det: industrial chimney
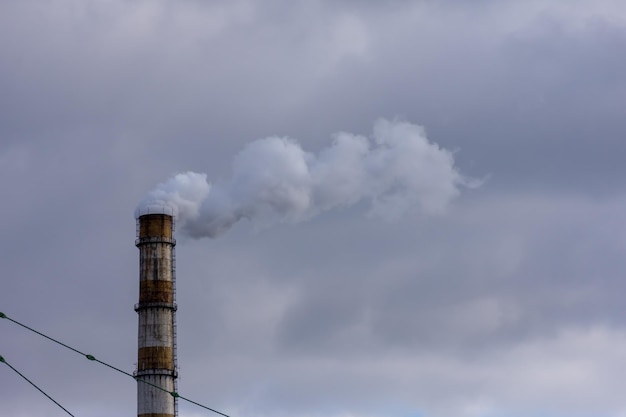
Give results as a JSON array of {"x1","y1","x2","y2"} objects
[{"x1": 135, "y1": 212, "x2": 178, "y2": 417}]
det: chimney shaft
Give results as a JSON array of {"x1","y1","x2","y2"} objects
[{"x1": 135, "y1": 213, "x2": 178, "y2": 417}]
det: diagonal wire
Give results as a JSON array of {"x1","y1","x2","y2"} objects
[
  {"x1": 0, "y1": 354, "x2": 75, "y2": 417},
  {"x1": 1, "y1": 311, "x2": 230, "y2": 417}
]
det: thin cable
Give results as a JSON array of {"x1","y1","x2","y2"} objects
[
  {"x1": 1, "y1": 312, "x2": 230, "y2": 417},
  {"x1": 0, "y1": 355, "x2": 75, "y2": 417},
  {"x1": 1, "y1": 312, "x2": 85, "y2": 356}
]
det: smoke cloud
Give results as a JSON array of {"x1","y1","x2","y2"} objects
[{"x1": 136, "y1": 119, "x2": 475, "y2": 238}]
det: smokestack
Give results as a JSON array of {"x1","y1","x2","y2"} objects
[{"x1": 135, "y1": 212, "x2": 178, "y2": 417}]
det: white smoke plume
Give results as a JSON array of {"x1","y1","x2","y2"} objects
[{"x1": 136, "y1": 119, "x2": 476, "y2": 238}]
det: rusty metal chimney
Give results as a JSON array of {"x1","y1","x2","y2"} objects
[{"x1": 135, "y1": 212, "x2": 178, "y2": 417}]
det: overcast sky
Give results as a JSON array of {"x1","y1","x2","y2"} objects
[{"x1": 2, "y1": 1, "x2": 626, "y2": 417}]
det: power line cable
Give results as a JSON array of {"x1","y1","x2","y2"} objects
[
  {"x1": 1, "y1": 311, "x2": 230, "y2": 417},
  {"x1": 0, "y1": 354, "x2": 75, "y2": 417}
]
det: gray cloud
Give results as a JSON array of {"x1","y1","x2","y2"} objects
[{"x1": 2, "y1": 1, "x2": 626, "y2": 417}]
